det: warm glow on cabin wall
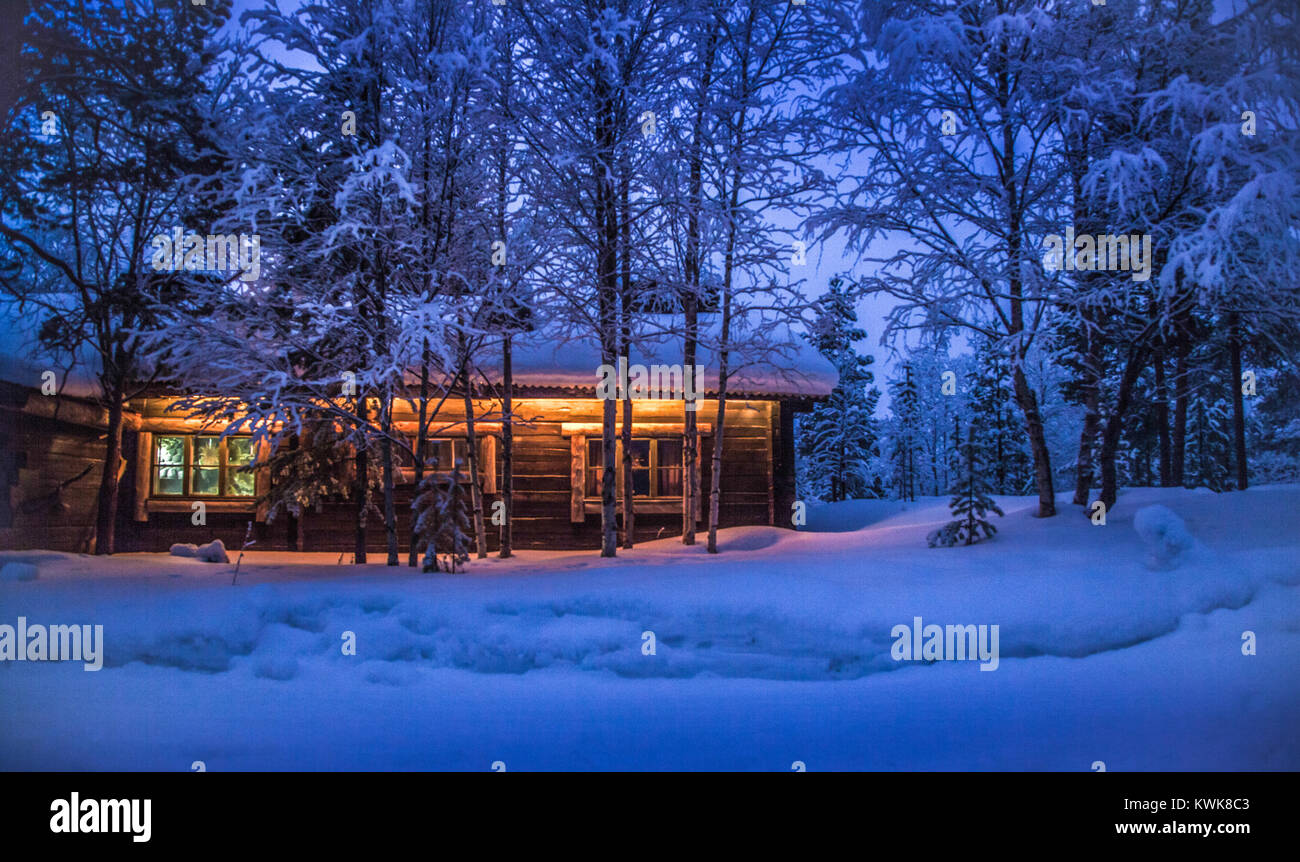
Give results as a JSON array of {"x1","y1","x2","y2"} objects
[{"x1": 133, "y1": 395, "x2": 771, "y2": 434}]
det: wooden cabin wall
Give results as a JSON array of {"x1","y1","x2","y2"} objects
[
  {"x1": 0, "y1": 391, "x2": 105, "y2": 553},
  {"x1": 103, "y1": 395, "x2": 792, "y2": 555},
  {"x1": 773, "y1": 401, "x2": 798, "y2": 529}
]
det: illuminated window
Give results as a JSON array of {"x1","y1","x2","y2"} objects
[
  {"x1": 586, "y1": 438, "x2": 683, "y2": 498},
  {"x1": 152, "y1": 435, "x2": 257, "y2": 497}
]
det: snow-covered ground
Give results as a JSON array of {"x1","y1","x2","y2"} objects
[{"x1": 1, "y1": 485, "x2": 1297, "y2": 771}]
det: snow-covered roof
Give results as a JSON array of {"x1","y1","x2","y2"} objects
[
  {"x1": 0, "y1": 298, "x2": 101, "y2": 400},
  {"x1": 499, "y1": 335, "x2": 836, "y2": 399},
  {"x1": 0, "y1": 300, "x2": 837, "y2": 401}
]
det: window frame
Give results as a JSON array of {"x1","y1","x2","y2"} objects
[
  {"x1": 585, "y1": 436, "x2": 683, "y2": 500},
  {"x1": 150, "y1": 434, "x2": 258, "y2": 499},
  {"x1": 397, "y1": 436, "x2": 474, "y2": 485}
]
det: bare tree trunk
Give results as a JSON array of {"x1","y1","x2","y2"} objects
[
  {"x1": 707, "y1": 249, "x2": 735, "y2": 553},
  {"x1": 409, "y1": 344, "x2": 430, "y2": 567},
  {"x1": 364, "y1": 24, "x2": 394, "y2": 565},
  {"x1": 930, "y1": 424, "x2": 939, "y2": 495},
  {"x1": 1066, "y1": 134, "x2": 1099, "y2": 507},
  {"x1": 706, "y1": 364, "x2": 729, "y2": 553},
  {"x1": 1072, "y1": 327, "x2": 1104, "y2": 506},
  {"x1": 1229, "y1": 331, "x2": 1248, "y2": 490},
  {"x1": 93, "y1": 389, "x2": 124, "y2": 555},
  {"x1": 1000, "y1": 57, "x2": 1054, "y2": 517},
  {"x1": 600, "y1": 394, "x2": 618, "y2": 557},
  {"x1": 621, "y1": 393, "x2": 634, "y2": 549},
  {"x1": 594, "y1": 56, "x2": 619, "y2": 559},
  {"x1": 681, "y1": 28, "x2": 716, "y2": 546},
  {"x1": 1172, "y1": 345, "x2": 1188, "y2": 487},
  {"x1": 1154, "y1": 349, "x2": 1172, "y2": 487},
  {"x1": 286, "y1": 433, "x2": 303, "y2": 552},
  {"x1": 381, "y1": 396, "x2": 398, "y2": 565},
  {"x1": 683, "y1": 307, "x2": 698, "y2": 544},
  {"x1": 460, "y1": 362, "x2": 488, "y2": 558},
  {"x1": 493, "y1": 17, "x2": 516, "y2": 560},
  {"x1": 499, "y1": 334, "x2": 513, "y2": 558},
  {"x1": 1012, "y1": 363, "x2": 1056, "y2": 516},
  {"x1": 410, "y1": 8, "x2": 436, "y2": 566},
  {"x1": 619, "y1": 166, "x2": 635, "y2": 550},
  {"x1": 1098, "y1": 347, "x2": 1148, "y2": 511},
  {"x1": 354, "y1": 395, "x2": 368, "y2": 564}
]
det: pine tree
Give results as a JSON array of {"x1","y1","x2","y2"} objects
[
  {"x1": 1248, "y1": 365, "x2": 1300, "y2": 483},
  {"x1": 888, "y1": 365, "x2": 921, "y2": 501},
  {"x1": 798, "y1": 277, "x2": 881, "y2": 501},
  {"x1": 966, "y1": 340, "x2": 1031, "y2": 494},
  {"x1": 412, "y1": 467, "x2": 471, "y2": 574},
  {"x1": 928, "y1": 423, "x2": 1003, "y2": 548},
  {"x1": 1184, "y1": 375, "x2": 1232, "y2": 491},
  {"x1": 906, "y1": 341, "x2": 965, "y2": 495},
  {"x1": 262, "y1": 422, "x2": 362, "y2": 522}
]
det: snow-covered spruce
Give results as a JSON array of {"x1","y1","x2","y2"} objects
[
  {"x1": 797, "y1": 276, "x2": 883, "y2": 502},
  {"x1": 412, "y1": 467, "x2": 472, "y2": 574},
  {"x1": 927, "y1": 424, "x2": 1003, "y2": 548}
]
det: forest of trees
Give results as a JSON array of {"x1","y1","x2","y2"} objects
[
  {"x1": 796, "y1": 0, "x2": 1300, "y2": 528},
  {"x1": 1, "y1": 0, "x2": 1297, "y2": 560}
]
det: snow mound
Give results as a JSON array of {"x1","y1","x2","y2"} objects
[
  {"x1": 169, "y1": 540, "x2": 230, "y2": 564},
  {"x1": 1133, "y1": 505, "x2": 1198, "y2": 570},
  {"x1": 713, "y1": 527, "x2": 782, "y2": 552},
  {"x1": 253, "y1": 657, "x2": 299, "y2": 681},
  {"x1": 0, "y1": 561, "x2": 39, "y2": 582},
  {"x1": 803, "y1": 498, "x2": 910, "y2": 532}
]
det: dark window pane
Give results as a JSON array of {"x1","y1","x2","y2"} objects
[
  {"x1": 657, "y1": 439, "x2": 683, "y2": 465},
  {"x1": 630, "y1": 439, "x2": 651, "y2": 467},
  {"x1": 657, "y1": 439, "x2": 683, "y2": 496},
  {"x1": 586, "y1": 440, "x2": 605, "y2": 497},
  {"x1": 632, "y1": 469, "x2": 650, "y2": 496},
  {"x1": 658, "y1": 468, "x2": 682, "y2": 497},
  {"x1": 428, "y1": 439, "x2": 451, "y2": 470}
]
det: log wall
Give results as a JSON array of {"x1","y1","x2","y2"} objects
[{"x1": 4, "y1": 392, "x2": 798, "y2": 555}]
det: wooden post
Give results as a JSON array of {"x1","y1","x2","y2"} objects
[
  {"x1": 570, "y1": 434, "x2": 585, "y2": 524},
  {"x1": 133, "y1": 431, "x2": 151, "y2": 522},
  {"x1": 255, "y1": 438, "x2": 271, "y2": 523},
  {"x1": 480, "y1": 435, "x2": 498, "y2": 494},
  {"x1": 765, "y1": 403, "x2": 775, "y2": 526}
]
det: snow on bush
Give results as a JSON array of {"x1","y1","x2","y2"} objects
[
  {"x1": 168, "y1": 540, "x2": 229, "y2": 564},
  {"x1": 0, "y1": 561, "x2": 39, "y2": 582},
  {"x1": 925, "y1": 522, "x2": 962, "y2": 548},
  {"x1": 1133, "y1": 505, "x2": 1197, "y2": 570}
]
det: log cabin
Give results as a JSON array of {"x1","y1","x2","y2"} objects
[{"x1": 0, "y1": 341, "x2": 834, "y2": 554}]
